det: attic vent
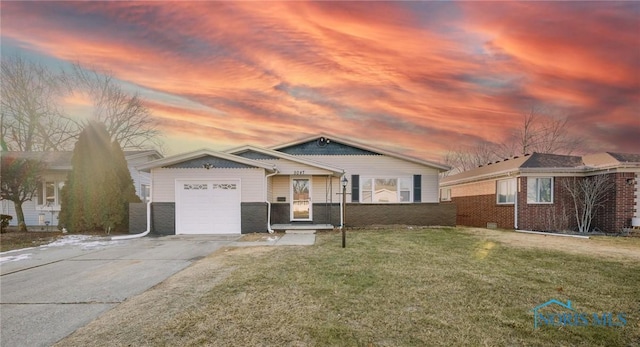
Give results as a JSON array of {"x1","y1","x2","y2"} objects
[{"x1": 317, "y1": 137, "x2": 330, "y2": 147}]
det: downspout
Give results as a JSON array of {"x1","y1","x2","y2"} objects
[
  {"x1": 514, "y1": 177, "x2": 519, "y2": 230},
  {"x1": 111, "y1": 198, "x2": 152, "y2": 241},
  {"x1": 265, "y1": 168, "x2": 279, "y2": 234}
]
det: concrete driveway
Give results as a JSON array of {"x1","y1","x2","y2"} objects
[{"x1": 0, "y1": 234, "x2": 240, "y2": 347}]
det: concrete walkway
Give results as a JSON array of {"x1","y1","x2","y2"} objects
[{"x1": 230, "y1": 233, "x2": 316, "y2": 247}]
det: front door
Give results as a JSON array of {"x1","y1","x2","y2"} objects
[{"x1": 291, "y1": 177, "x2": 312, "y2": 221}]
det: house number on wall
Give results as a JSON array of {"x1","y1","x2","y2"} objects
[{"x1": 294, "y1": 170, "x2": 305, "y2": 175}]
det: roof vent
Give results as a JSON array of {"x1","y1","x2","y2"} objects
[{"x1": 317, "y1": 137, "x2": 330, "y2": 147}]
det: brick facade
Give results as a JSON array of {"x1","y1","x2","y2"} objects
[
  {"x1": 592, "y1": 172, "x2": 636, "y2": 232},
  {"x1": 448, "y1": 195, "x2": 514, "y2": 229},
  {"x1": 517, "y1": 177, "x2": 575, "y2": 232},
  {"x1": 447, "y1": 174, "x2": 637, "y2": 233},
  {"x1": 345, "y1": 203, "x2": 456, "y2": 227},
  {"x1": 128, "y1": 203, "x2": 147, "y2": 234}
]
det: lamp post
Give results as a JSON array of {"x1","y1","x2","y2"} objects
[{"x1": 341, "y1": 175, "x2": 348, "y2": 248}]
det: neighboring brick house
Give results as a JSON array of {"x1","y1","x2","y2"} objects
[{"x1": 439, "y1": 152, "x2": 640, "y2": 233}]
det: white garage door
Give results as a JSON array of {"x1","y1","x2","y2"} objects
[{"x1": 176, "y1": 180, "x2": 241, "y2": 234}]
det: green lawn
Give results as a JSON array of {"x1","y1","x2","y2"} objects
[{"x1": 162, "y1": 228, "x2": 639, "y2": 346}]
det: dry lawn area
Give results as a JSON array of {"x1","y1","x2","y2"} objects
[{"x1": 57, "y1": 227, "x2": 640, "y2": 346}]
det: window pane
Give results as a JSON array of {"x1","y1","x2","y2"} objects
[
  {"x1": 527, "y1": 178, "x2": 552, "y2": 203},
  {"x1": 527, "y1": 179, "x2": 537, "y2": 203},
  {"x1": 362, "y1": 191, "x2": 372, "y2": 203},
  {"x1": 374, "y1": 178, "x2": 397, "y2": 202},
  {"x1": 400, "y1": 191, "x2": 410, "y2": 202},
  {"x1": 497, "y1": 179, "x2": 515, "y2": 204},
  {"x1": 45, "y1": 182, "x2": 55, "y2": 205},
  {"x1": 539, "y1": 178, "x2": 552, "y2": 202},
  {"x1": 362, "y1": 179, "x2": 372, "y2": 190},
  {"x1": 400, "y1": 177, "x2": 411, "y2": 190}
]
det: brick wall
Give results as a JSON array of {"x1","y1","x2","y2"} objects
[
  {"x1": 128, "y1": 203, "x2": 147, "y2": 234},
  {"x1": 241, "y1": 202, "x2": 268, "y2": 233},
  {"x1": 592, "y1": 172, "x2": 636, "y2": 232},
  {"x1": 518, "y1": 177, "x2": 575, "y2": 232},
  {"x1": 447, "y1": 172, "x2": 637, "y2": 233},
  {"x1": 450, "y1": 195, "x2": 515, "y2": 229},
  {"x1": 447, "y1": 179, "x2": 514, "y2": 229},
  {"x1": 269, "y1": 203, "x2": 452, "y2": 227},
  {"x1": 151, "y1": 202, "x2": 175, "y2": 235},
  {"x1": 345, "y1": 203, "x2": 456, "y2": 227}
]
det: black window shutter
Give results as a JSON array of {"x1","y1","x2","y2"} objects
[
  {"x1": 37, "y1": 181, "x2": 43, "y2": 205},
  {"x1": 413, "y1": 175, "x2": 422, "y2": 202},
  {"x1": 351, "y1": 175, "x2": 359, "y2": 202}
]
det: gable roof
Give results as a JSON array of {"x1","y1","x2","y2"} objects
[
  {"x1": 1, "y1": 150, "x2": 162, "y2": 170},
  {"x1": 270, "y1": 134, "x2": 451, "y2": 172},
  {"x1": 440, "y1": 154, "x2": 531, "y2": 185},
  {"x1": 136, "y1": 148, "x2": 276, "y2": 172},
  {"x1": 225, "y1": 145, "x2": 344, "y2": 175},
  {"x1": 519, "y1": 153, "x2": 583, "y2": 168},
  {"x1": 583, "y1": 152, "x2": 640, "y2": 168},
  {"x1": 441, "y1": 151, "x2": 640, "y2": 186}
]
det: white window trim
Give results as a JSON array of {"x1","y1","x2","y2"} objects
[
  {"x1": 527, "y1": 177, "x2": 554, "y2": 204},
  {"x1": 496, "y1": 178, "x2": 516, "y2": 205},
  {"x1": 141, "y1": 184, "x2": 151, "y2": 203},
  {"x1": 360, "y1": 176, "x2": 412, "y2": 204},
  {"x1": 441, "y1": 188, "x2": 452, "y2": 201},
  {"x1": 291, "y1": 176, "x2": 312, "y2": 221},
  {"x1": 37, "y1": 180, "x2": 64, "y2": 211}
]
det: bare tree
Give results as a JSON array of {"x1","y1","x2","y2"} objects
[
  {"x1": 65, "y1": 63, "x2": 162, "y2": 150},
  {"x1": 445, "y1": 105, "x2": 585, "y2": 173},
  {"x1": 563, "y1": 175, "x2": 615, "y2": 233},
  {"x1": 443, "y1": 141, "x2": 499, "y2": 175},
  {"x1": 499, "y1": 105, "x2": 584, "y2": 158},
  {"x1": 1, "y1": 155, "x2": 47, "y2": 231},
  {"x1": 1, "y1": 56, "x2": 78, "y2": 151}
]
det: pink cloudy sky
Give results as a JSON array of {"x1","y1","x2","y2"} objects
[{"x1": 1, "y1": 1, "x2": 638, "y2": 161}]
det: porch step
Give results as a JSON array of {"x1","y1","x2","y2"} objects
[
  {"x1": 271, "y1": 224, "x2": 334, "y2": 232},
  {"x1": 285, "y1": 229, "x2": 316, "y2": 234}
]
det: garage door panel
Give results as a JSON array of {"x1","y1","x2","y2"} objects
[{"x1": 176, "y1": 180, "x2": 241, "y2": 235}]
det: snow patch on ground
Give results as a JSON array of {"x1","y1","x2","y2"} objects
[
  {"x1": 0, "y1": 253, "x2": 32, "y2": 263},
  {"x1": 40, "y1": 235, "x2": 120, "y2": 250}
]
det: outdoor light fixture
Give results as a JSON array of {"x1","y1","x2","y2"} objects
[
  {"x1": 627, "y1": 178, "x2": 636, "y2": 186},
  {"x1": 341, "y1": 175, "x2": 348, "y2": 188},
  {"x1": 202, "y1": 163, "x2": 213, "y2": 170}
]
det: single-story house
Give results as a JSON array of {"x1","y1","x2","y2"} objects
[
  {"x1": 1, "y1": 150, "x2": 162, "y2": 228},
  {"x1": 133, "y1": 134, "x2": 455, "y2": 235},
  {"x1": 439, "y1": 152, "x2": 640, "y2": 233}
]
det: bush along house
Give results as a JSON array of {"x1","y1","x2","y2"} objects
[
  {"x1": 439, "y1": 152, "x2": 640, "y2": 233},
  {"x1": 132, "y1": 134, "x2": 455, "y2": 235}
]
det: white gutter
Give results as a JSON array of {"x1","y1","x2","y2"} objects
[
  {"x1": 111, "y1": 199, "x2": 152, "y2": 240},
  {"x1": 265, "y1": 169, "x2": 279, "y2": 234}
]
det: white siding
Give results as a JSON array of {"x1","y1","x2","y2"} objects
[
  {"x1": 3, "y1": 200, "x2": 41, "y2": 226},
  {"x1": 152, "y1": 168, "x2": 265, "y2": 202},
  {"x1": 294, "y1": 155, "x2": 441, "y2": 203},
  {"x1": 258, "y1": 159, "x2": 335, "y2": 176},
  {"x1": 271, "y1": 176, "x2": 289, "y2": 202},
  {"x1": 269, "y1": 175, "x2": 338, "y2": 204},
  {"x1": 129, "y1": 168, "x2": 151, "y2": 199}
]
